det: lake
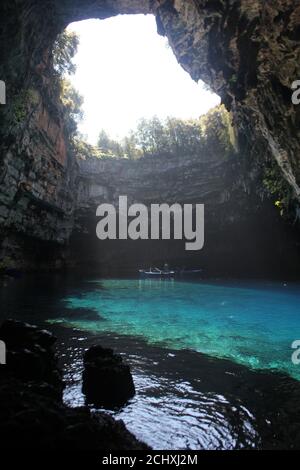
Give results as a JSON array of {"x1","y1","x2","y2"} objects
[{"x1": 1, "y1": 275, "x2": 300, "y2": 449}]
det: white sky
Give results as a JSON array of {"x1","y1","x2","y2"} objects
[{"x1": 67, "y1": 15, "x2": 220, "y2": 144}]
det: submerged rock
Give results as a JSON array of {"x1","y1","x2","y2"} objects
[
  {"x1": 63, "y1": 307, "x2": 105, "y2": 321},
  {"x1": 0, "y1": 320, "x2": 147, "y2": 449},
  {"x1": 82, "y1": 345, "x2": 136, "y2": 408}
]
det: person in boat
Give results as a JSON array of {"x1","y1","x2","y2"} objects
[{"x1": 163, "y1": 262, "x2": 169, "y2": 273}]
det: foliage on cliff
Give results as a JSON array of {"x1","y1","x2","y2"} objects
[
  {"x1": 72, "y1": 137, "x2": 116, "y2": 160},
  {"x1": 59, "y1": 79, "x2": 83, "y2": 137},
  {"x1": 52, "y1": 31, "x2": 83, "y2": 141},
  {"x1": 263, "y1": 160, "x2": 295, "y2": 220},
  {"x1": 53, "y1": 31, "x2": 79, "y2": 76},
  {"x1": 51, "y1": 31, "x2": 234, "y2": 163}
]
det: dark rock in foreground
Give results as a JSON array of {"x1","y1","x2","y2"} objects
[
  {"x1": 0, "y1": 379, "x2": 146, "y2": 450},
  {"x1": 0, "y1": 320, "x2": 148, "y2": 450},
  {"x1": 82, "y1": 345, "x2": 136, "y2": 409},
  {"x1": 0, "y1": 319, "x2": 63, "y2": 400}
]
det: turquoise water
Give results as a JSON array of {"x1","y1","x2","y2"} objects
[{"x1": 50, "y1": 279, "x2": 300, "y2": 380}]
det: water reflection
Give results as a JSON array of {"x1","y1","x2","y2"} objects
[
  {"x1": 60, "y1": 332, "x2": 258, "y2": 450},
  {"x1": 138, "y1": 278, "x2": 176, "y2": 290}
]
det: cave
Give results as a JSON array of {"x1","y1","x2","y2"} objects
[
  {"x1": 1, "y1": 0, "x2": 300, "y2": 454},
  {"x1": 0, "y1": 0, "x2": 300, "y2": 274}
]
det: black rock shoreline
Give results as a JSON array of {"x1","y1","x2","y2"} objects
[
  {"x1": 2, "y1": 318, "x2": 300, "y2": 450},
  {"x1": 0, "y1": 320, "x2": 149, "y2": 450}
]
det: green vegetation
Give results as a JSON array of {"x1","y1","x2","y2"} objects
[
  {"x1": 52, "y1": 30, "x2": 235, "y2": 163},
  {"x1": 263, "y1": 160, "x2": 293, "y2": 218},
  {"x1": 72, "y1": 138, "x2": 118, "y2": 160},
  {"x1": 199, "y1": 106, "x2": 236, "y2": 156},
  {"x1": 52, "y1": 31, "x2": 83, "y2": 142},
  {"x1": 59, "y1": 79, "x2": 83, "y2": 138},
  {"x1": 97, "y1": 130, "x2": 123, "y2": 158},
  {"x1": 3, "y1": 88, "x2": 40, "y2": 134},
  {"x1": 96, "y1": 105, "x2": 236, "y2": 160},
  {"x1": 53, "y1": 31, "x2": 79, "y2": 76}
]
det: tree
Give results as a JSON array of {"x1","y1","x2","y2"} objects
[
  {"x1": 165, "y1": 117, "x2": 203, "y2": 156},
  {"x1": 52, "y1": 30, "x2": 83, "y2": 142},
  {"x1": 60, "y1": 79, "x2": 83, "y2": 137},
  {"x1": 97, "y1": 129, "x2": 123, "y2": 157},
  {"x1": 92, "y1": 106, "x2": 235, "y2": 161},
  {"x1": 97, "y1": 130, "x2": 111, "y2": 153},
  {"x1": 123, "y1": 132, "x2": 142, "y2": 160},
  {"x1": 199, "y1": 105, "x2": 235, "y2": 156},
  {"x1": 135, "y1": 116, "x2": 169, "y2": 157},
  {"x1": 53, "y1": 31, "x2": 79, "y2": 76}
]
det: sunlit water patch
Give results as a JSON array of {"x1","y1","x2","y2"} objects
[
  {"x1": 49, "y1": 279, "x2": 300, "y2": 380},
  {"x1": 59, "y1": 331, "x2": 260, "y2": 450}
]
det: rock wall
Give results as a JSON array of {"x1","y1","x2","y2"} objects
[
  {"x1": 76, "y1": 152, "x2": 231, "y2": 209},
  {"x1": 0, "y1": 86, "x2": 78, "y2": 269},
  {"x1": 0, "y1": 0, "x2": 300, "y2": 271},
  {"x1": 68, "y1": 153, "x2": 300, "y2": 277},
  {"x1": 156, "y1": 0, "x2": 300, "y2": 203}
]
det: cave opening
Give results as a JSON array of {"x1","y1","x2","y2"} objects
[
  {"x1": 53, "y1": 14, "x2": 231, "y2": 274},
  {"x1": 2, "y1": 0, "x2": 300, "y2": 453},
  {"x1": 60, "y1": 14, "x2": 221, "y2": 146},
  {"x1": 0, "y1": 0, "x2": 299, "y2": 276}
]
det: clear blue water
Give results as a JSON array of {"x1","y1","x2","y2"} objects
[
  {"x1": 1, "y1": 275, "x2": 300, "y2": 448},
  {"x1": 49, "y1": 279, "x2": 300, "y2": 380}
]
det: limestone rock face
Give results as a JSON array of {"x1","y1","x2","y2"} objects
[
  {"x1": 155, "y1": 1, "x2": 300, "y2": 201},
  {"x1": 0, "y1": 0, "x2": 300, "y2": 268}
]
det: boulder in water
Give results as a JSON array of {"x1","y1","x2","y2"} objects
[{"x1": 82, "y1": 345, "x2": 135, "y2": 408}]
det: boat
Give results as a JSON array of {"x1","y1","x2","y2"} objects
[
  {"x1": 139, "y1": 267, "x2": 176, "y2": 278},
  {"x1": 139, "y1": 267, "x2": 202, "y2": 278}
]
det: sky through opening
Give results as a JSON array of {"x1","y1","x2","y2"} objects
[{"x1": 67, "y1": 15, "x2": 221, "y2": 145}]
